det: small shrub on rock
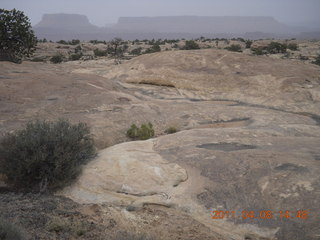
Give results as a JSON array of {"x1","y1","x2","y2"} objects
[
  {"x1": 126, "y1": 123, "x2": 155, "y2": 140},
  {"x1": 165, "y1": 127, "x2": 178, "y2": 134},
  {"x1": 0, "y1": 119, "x2": 96, "y2": 192}
]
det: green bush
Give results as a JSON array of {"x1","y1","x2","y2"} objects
[
  {"x1": 57, "y1": 40, "x2": 67, "y2": 45},
  {"x1": 0, "y1": 218, "x2": 26, "y2": 240},
  {"x1": 126, "y1": 123, "x2": 154, "y2": 140},
  {"x1": 69, "y1": 53, "x2": 82, "y2": 61},
  {"x1": 182, "y1": 40, "x2": 200, "y2": 50},
  {"x1": 245, "y1": 40, "x2": 253, "y2": 48},
  {"x1": 252, "y1": 48, "x2": 264, "y2": 55},
  {"x1": 266, "y1": 42, "x2": 287, "y2": 54},
  {"x1": 130, "y1": 47, "x2": 142, "y2": 55},
  {"x1": 50, "y1": 55, "x2": 63, "y2": 64},
  {"x1": 225, "y1": 44, "x2": 242, "y2": 52},
  {"x1": 0, "y1": 119, "x2": 96, "y2": 192},
  {"x1": 94, "y1": 48, "x2": 107, "y2": 57}
]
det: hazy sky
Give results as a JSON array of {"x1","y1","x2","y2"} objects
[{"x1": 1, "y1": 0, "x2": 320, "y2": 27}]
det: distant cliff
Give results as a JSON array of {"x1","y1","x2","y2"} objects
[
  {"x1": 33, "y1": 14, "x2": 312, "y2": 41},
  {"x1": 115, "y1": 16, "x2": 303, "y2": 34}
]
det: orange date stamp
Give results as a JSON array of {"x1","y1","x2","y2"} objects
[{"x1": 212, "y1": 210, "x2": 308, "y2": 220}]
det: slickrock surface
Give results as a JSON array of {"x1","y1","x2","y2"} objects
[{"x1": 1, "y1": 49, "x2": 320, "y2": 239}]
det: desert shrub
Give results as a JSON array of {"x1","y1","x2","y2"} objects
[
  {"x1": 182, "y1": 40, "x2": 200, "y2": 50},
  {"x1": 144, "y1": 45, "x2": 161, "y2": 54},
  {"x1": 69, "y1": 39, "x2": 80, "y2": 45},
  {"x1": 50, "y1": 55, "x2": 63, "y2": 64},
  {"x1": 165, "y1": 127, "x2": 178, "y2": 134},
  {"x1": 57, "y1": 40, "x2": 67, "y2": 45},
  {"x1": 287, "y1": 43, "x2": 298, "y2": 51},
  {"x1": 252, "y1": 48, "x2": 264, "y2": 55},
  {"x1": 89, "y1": 40, "x2": 106, "y2": 44},
  {"x1": 130, "y1": 47, "x2": 142, "y2": 56},
  {"x1": 69, "y1": 53, "x2": 83, "y2": 61},
  {"x1": 0, "y1": 119, "x2": 96, "y2": 192},
  {"x1": 245, "y1": 40, "x2": 253, "y2": 48},
  {"x1": 225, "y1": 44, "x2": 242, "y2": 52},
  {"x1": 312, "y1": 55, "x2": 320, "y2": 65},
  {"x1": 0, "y1": 218, "x2": 26, "y2": 240},
  {"x1": 126, "y1": 123, "x2": 154, "y2": 140},
  {"x1": 266, "y1": 42, "x2": 287, "y2": 54},
  {"x1": 94, "y1": 48, "x2": 108, "y2": 57}
]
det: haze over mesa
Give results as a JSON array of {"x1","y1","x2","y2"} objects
[{"x1": 1, "y1": 0, "x2": 320, "y2": 29}]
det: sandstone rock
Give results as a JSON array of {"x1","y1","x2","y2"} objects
[{"x1": 60, "y1": 140, "x2": 188, "y2": 208}]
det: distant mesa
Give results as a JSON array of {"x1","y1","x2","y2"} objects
[
  {"x1": 34, "y1": 13, "x2": 97, "y2": 29},
  {"x1": 33, "y1": 14, "x2": 316, "y2": 41},
  {"x1": 33, "y1": 13, "x2": 100, "y2": 35}
]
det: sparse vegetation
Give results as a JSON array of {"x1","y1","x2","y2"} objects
[
  {"x1": 287, "y1": 43, "x2": 298, "y2": 51},
  {"x1": 245, "y1": 40, "x2": 253, "y2": 48},
  {"x1": 69, "y1": 53, "x2": 83, "y2": 61},
  {"x1": 130, "y1": 47, "x2": 142, "y2": 56},
  {"x1": 225, "y1": 44, "x2": 242, "y2": 52},
  {"x1": 0, "y1": 8, "x2": 37, "y2": 63},
  {"x1": 144, "y1": 44, "x2": 161, "y2": 54},
  {"x1": 108, "y1": 38, "x2": 128, "y2": 57},
  {"x1": 50, "y1": 54, "x2": 63, "y2": 63},
  {"x1": 252, "y1": 48, "x2": 264, "y2": 55},
  {"x1": 0, "y1": 119, "x2": 96, "y2": 192},
  {"x1": 182, "y1": 40, "x2": 200, "y2": 50},
  {"x1": 89, "y1": 40, "x2": 107, "y2": 44},
  {"x1": 126, "y1": 123, "x2": 155, "y2": 140},
  {"x1": 57, "y1": 39, "x2": 80, "y2": 45},
  {"x1": 266, "y1": 42, "x2": 287, "y2": 54},
  {"x1": 94, "y1": 48, "x2": 108, "y2": 57},
  {"x1": 165, "y1": 127, "x2": 178, "y2": 134}
]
